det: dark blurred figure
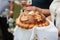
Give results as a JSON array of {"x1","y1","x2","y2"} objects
[{"x1": 0, "y1": 0, "x2": 14, "y2": 40}]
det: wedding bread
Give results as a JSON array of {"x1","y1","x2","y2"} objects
[{"x1": 16, "y1": 10, "x2": 50, "y2": 29}]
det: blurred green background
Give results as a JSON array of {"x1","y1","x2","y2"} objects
[{"x1": 13, "y1": 3, "x2": 21, "y2": 20}]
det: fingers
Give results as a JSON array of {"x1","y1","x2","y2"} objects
[
  {"x1": 25, "y1": 6, "x2": 32, "y2": 11},
  {"x1": 58, "y1": 29, "x2": 60, "y2": 36},
  {"x1": 24, "y1": 6, "x2": 42, "y2": 12}
]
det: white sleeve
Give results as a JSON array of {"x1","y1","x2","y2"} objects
[
  {"x1": 55, "y1": 6, "x2": 60, "y2": 28},
  {"x1": 56, "y1": 7, "x2": 60, "y2": 14},
  {"x1": 30, "y1": 27, "x2": 37, "y2": 40},
  {"x1": 13, "y1": 26, "x2": 20, "y2": 40},
  {"x1": 49, "y1": 1, "x2": 60, "y2": 23},
  {"x1": 27, "y1": 0, "x2": 32, "y2": 4},
  {"x1": 15, "y1": 1, "x2": 20, "y2": 5}
]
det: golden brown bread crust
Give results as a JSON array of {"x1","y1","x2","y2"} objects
[
  {"x1": 20, "y1": 11, "x2": 46, "y2": 24},
  {"x1": 38, "y1": 20, "x2": 50, "y2": 27},
  {"x1": 16, "y1": 10, "x2": 50, "y2": 29},
  {"x1": 16, "y1": 19, "x2": 50, "y2": 29},
  {"x1": 16, "y1": 21, "x2": 35, "y2": 29}
]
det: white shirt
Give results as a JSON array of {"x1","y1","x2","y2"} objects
[
  {"x1": 50, "y1": 0, "x2": 60, "y2": 28},
  {"x1": 30, "y1": 19, "x2": 58, "y2": 40},
  {"x1": 13, "y1": 26, "x2": 33, "y2": 40}
]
